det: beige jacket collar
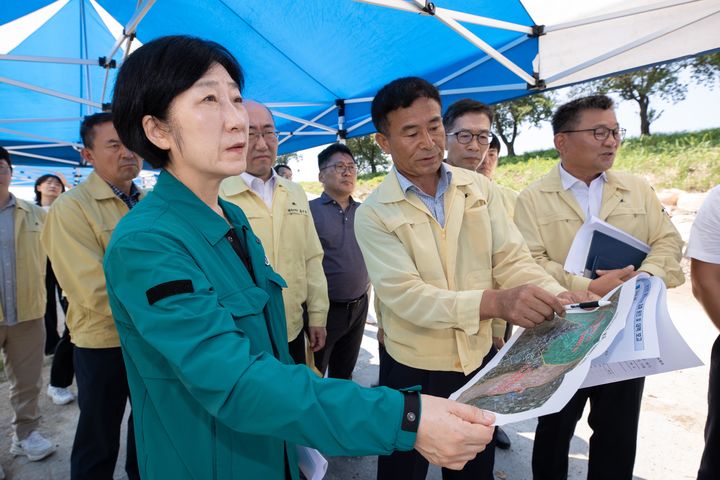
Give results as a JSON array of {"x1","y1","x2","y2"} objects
[{"x1": 539, "y1": 164, "x2": 633, "y2": 221}]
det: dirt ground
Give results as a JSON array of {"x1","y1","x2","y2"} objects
[{"x1": 0, "y1": 207, "x2": 714, "y2": 479}]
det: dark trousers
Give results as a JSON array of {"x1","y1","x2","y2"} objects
[
  {"x1": 71, "y1": 347, "x2": 139, "y2": 480},
  {"x1": 377, "y1": 351, "x2": 496, "y2": 480},
  {"x1": 698, "y1": 335, "x2": 720, "y2": 480},
  {"x1": 49, "y1": 324, "x2": 74, "y2": 388},
  {"x1": 43, "y1": 263, "x2": 61, "y2": 354},
  {"x1": 288, "y1": 330, "x2": 306, "y2": 365},
  {"x1": 532, "y1": 377, "x2": 645, "y2": 480},
  {"x1": 314, "y1": 293, "x2": 368, "y2": 379}
]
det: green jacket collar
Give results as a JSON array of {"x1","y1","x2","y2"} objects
[{"x1": 153, "y1": 170, "x2": 246, "y2": 246}]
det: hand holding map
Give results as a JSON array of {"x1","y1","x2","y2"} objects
[{"x1": 480, "y1": 284, "x2": 565, "y2": 328}]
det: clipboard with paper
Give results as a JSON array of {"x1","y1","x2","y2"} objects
[{"x1": 564, "y1": 216, "x2": 651, "y2": 278}]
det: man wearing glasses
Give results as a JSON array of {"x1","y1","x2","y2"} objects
[
  {"x1": 221, "y1": 101, "x2": 328, "y2": 365},
  {"x1": 443, "y1": 98, "x2": 517, "y2": 450},
  {"x1": 308, "y1": 143, "x2": 369, "y2": 379},
  {"x1": 514, "y1": 94, "x2": 684, "y2": 479}
]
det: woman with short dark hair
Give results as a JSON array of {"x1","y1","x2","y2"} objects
[
  {"x1": 105, "y1": 35, "x2": 494, "y2": 479},
  {"x1": 34, "y1": 174, "x2": 75, "y2": 406}
]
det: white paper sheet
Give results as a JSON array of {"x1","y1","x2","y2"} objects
[
  {"x1": 582, "y1": 276, "x2": 702, "y2": 388},
  {"x1": 296, "y1": 445, "x2": 328, "y2": 480}
]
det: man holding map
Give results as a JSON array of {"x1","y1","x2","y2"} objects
[
  {"x1": 356, "y1": 77, "x2": 594, "y2": 480},
  {"x1": 514, "y1": 94, "x2": 684, "y2": 479}
]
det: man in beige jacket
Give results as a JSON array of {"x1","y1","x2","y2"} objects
[
  {"x1": 220, "y1": 101, "x2": 328, "y2": 365},
  {"x1": 514, "y1": 94, "x2": 684, "y2": 480},
  {"x1": 356, "y1": 77, "x2": 592, "y2": 480},
  {"x1": 0, "y1": 148, "x2": 55, "y2": 478},
  {"x1": 42, "y1": 113, "x2": 142, "y2": 480}
]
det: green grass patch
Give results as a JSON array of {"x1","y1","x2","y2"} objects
[{"x1": 301, "y1": 128, "x2": 720, "y2": 195}]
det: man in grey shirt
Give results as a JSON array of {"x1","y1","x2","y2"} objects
[
  {"x1": 309, "y1": 143, "x2": 370, "y2": 379},
  {"x1": 0, "y1": 147, "x2": 56, "y2": 478}
]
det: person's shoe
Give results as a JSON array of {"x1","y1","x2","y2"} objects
[
  {"x1": 495, "y1": 426, "x2": 511, "y2": 450},
  {"x1": 10, "y1": 431, "x2": 56, "y2": 461},
  {"x1": 47, "y1": 385, "x2": 75, "y2": 405}
]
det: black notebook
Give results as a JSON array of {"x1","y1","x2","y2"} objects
[{"x1": 583, "y1": 230, "x2": 648, "y2": 279}]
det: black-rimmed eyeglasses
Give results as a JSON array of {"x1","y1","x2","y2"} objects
[
  {"x1": 321, "y1": 163, "x2": 357, "y2": 174},
  {"x1": 447, "y1": 130, "x2": 494, "y2": 145},
  {"x1": 560, "y1": 126, "x2": 626, "y2": 141},
  {"x1": 248, "y1": 130, "x2": 279, "y2": 142}
]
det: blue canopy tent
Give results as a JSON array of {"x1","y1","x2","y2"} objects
[{"x1": 2, "y1": 0, "x2": 719, "y2": 178}]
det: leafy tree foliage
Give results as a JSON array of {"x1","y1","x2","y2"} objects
[
  {"x1": 346, "y1": 134, "x2": 390, "y2": 174},
  {"x1": 577, "y1": 62, "x2": 688, "y2": 135},
  {"x1": 493, "y1": 93, "x2": 555, "y2": 157},
  {"x1": 275, "y1": 152, "x2": 299, "y2": 165}
]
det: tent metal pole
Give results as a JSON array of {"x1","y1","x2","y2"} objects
[
  {"x1": 545, "y1": 0, "x2": 700, "y2": 33},
  {"x1": 271, "y1": 110, "x2": 337, "y2": 133},
  {"x1": 5, "y1": 150, "x2": 80, "y2": 165},
  {"x1": 277, "y1": 105, "x2": 337, "y2": 146},
  {"x1": 355, "y1": 0, "x2": 532, "y2": 34},
  {"x1": 544, "y1": 7, "x2": 720, "y2": 85},
  {"x1": 336, "y1": 100, "x2": 346, "y2": 143},
  {"x1": 277, "y1": 131, "x2": 336, "y2": 136},
  {"x1": 344, "y1": 97, "x2": 373, "y2": 104},
  {"x1": 0, "y1": 127, "x2": 83, "y2": 149},
  {"x1": 266, "y1": 102, "x2": 328, "y2": 107},
  {"x1": 347, "y1": 116, "x2": 373, "y2": 133},
  {"x1": 7, "y1": 143, "x2": 72, "y2": 150},
  {"x1": 409, "y1": 0, "x2": 536, "y2": 86},
  {"x1": 6, "y1": 143, "x2": 74, "y2": 149},
  {"x1": 440, "y1": 84, "x2": 527, "y2": 95},
  {"x1": 435, "y1": 35, "x2": 530, "y2": 87},
  {"x1": 0, "y1": 54, "x2": 99, "y2": 65},
  {"x1": 0, "y1": 117, "x2": 82, "y2": 124},
  {"x1": 80, "y1": 0, "x2": 93, "y2": 116},
  {"x1": 0, "y1": 76, "x2": 102, "y2": 108},
  {"x1": 105, "y1": 0, "x2": 156, "y2": 63}
]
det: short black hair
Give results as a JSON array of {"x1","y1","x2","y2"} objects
[
  {"x1": 489, "y1": 135, "x2": 501, "y2": 154},
  {"x1": 0, "y1": 146, "x2": 10, "y2": 168},
  {"x1": 112, "y1": 35, "x2": 244, "y2": 169},
  {"x1": 34, "y1": 173, "x2": 66, "y2": 205},
  {"x1": 274, "y1": 164, "x2": 291, "y2": 175},
  {"x1": 80, "y1": 112, "x2": 113, "y2": 148},
  {"x1": 442, "y1": 98, "x2": 494, "y2": 131},
  {"x1": 371, "y1": 77, "x2": 441, "y2": 135},
  {"x1": 552, "y1": 94, "x2": 615, "y2": 134},
  {"x1": 317, "y1": 143, "x2": 355, "y2": 169}
]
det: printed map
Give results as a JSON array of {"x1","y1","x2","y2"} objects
[{"x1": 456, "y1": 288, "x2": 621, "y2": 414}]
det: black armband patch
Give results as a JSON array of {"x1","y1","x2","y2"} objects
[{"x1": 146, "y1": 280, "x2": 194, "y2": 305}]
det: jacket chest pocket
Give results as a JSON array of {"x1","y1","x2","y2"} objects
[
  {"x1": 606, "y1": 206, "x2": 648, "y2": 240},
  {"x1": 535, "y1": 212, "x2": 583, "y2": 242},
  {"x1": 461, "y1": 204, "x2": 492, "y2": 257},
  {"x1": 386, "y1": 214, "x2": 438, "y2": 269},
  {"x1": 218, "y1": 287, "x2": 274, "y2": 355}
]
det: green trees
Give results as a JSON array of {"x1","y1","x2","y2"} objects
[
  {"x1": 577, "y1": 52, "x2": 720, "y2": 136},
  {"x1": 492, "y1": 94, "x2": 555, "y2": 157},
  {"x1": 346, "y1": 134, "x2": 390, "y2": 174}
]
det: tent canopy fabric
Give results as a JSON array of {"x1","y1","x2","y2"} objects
[{"x1": 1, "y1": 0, "x2": 719, "y2": 166}]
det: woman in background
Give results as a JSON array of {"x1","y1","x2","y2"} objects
[{"x1": 34, "y1": 174, "x2": 75, "y2": 406}]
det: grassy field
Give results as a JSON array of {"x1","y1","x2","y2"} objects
[{"x1": 301, "y1": 128, "x2": 720, "y2": 196}]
